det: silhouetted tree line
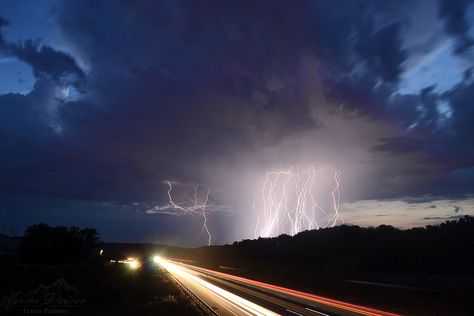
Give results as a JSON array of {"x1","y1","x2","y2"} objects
[
  {"x1": 18, "y1": 224, "x2": 102, "y2": 264},
  {"x1": 179, "y1": 216, "x2": 474, "y2": 276}
]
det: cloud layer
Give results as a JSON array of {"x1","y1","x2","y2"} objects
[{"x1": 1, "y1": 0, "x2": 474, "y2": 243}]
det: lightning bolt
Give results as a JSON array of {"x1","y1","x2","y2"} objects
[
  {"x1": 253, "y1": 165, "x2": 342, "y2": 238},
  {"x1": 166, "y1": 181, "x2": 213, "y2": 246},
  {"x1": 158, "y1": 165, "x2": 341, "y2": 244}
]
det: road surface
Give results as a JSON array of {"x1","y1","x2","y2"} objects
[{"x1": 156, "y1": 257, "x2": 400, "y2": 316}]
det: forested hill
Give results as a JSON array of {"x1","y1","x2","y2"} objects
[{"x1": 174, "y1": 216, "x2": 474, "y2": 276}]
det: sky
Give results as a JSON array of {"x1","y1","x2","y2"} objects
[{"x1": 1, "y1": 0, "x2": 474, "y2": 246}]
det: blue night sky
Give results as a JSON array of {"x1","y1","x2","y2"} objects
[{"x1": 1, "y1": 0, "x2": 474, "y2": 246}]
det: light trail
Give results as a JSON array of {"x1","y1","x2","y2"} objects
[
  {"x1": 253, "y1": 165, "x2": 343, "y2": 238},
  {"x1": 156, "y1": 257, "x2": 279, "y2": 316},
  {"x1": 177, "y1": 262, "x2": 401, "y2": 316}
]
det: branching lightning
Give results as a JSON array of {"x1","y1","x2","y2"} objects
[
  {"x1": 166, "y1": 181, "x2": 213, "y2": 246},
  {"x1": 151, "y1": 165, "x2": 341, "y2": 244},
  {"x1": 252, "y1": 165, "x2": 343, "y2": 238}
]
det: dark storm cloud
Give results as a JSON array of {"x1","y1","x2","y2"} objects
[
  {"x1": 50, "y1": 0, "x2": 420, "y2": 202},
  {"x1": 377, "y1": 77, "x2": 474, "y2": 163},
  {"x1": 355, "y1": 21, "x2": 407, "y2": 83},
  {"x1": 373, "y1": 136, "x2": 424, "y2": 155},
  {"x1": 438, "y1": 0, "x2": 474, "y2": 54},
  {"x1": 0, "y1": 16, "x2": 8, "y2": 50},
  {"x1": 8, "y1": 40, "x2": 85, "y2": 82},
  {"x1": 371, "y1": 54, "x2": 474, "y2": 199},
  {"x1": 0, "y1": 16, "x2": 84, "y2": 84},
  {"x1": 0, "y1": 0, "x2": 474, "y2": 216},
  {"x1": 423, "y1": 214, "x2": 464, "y2": 221},
  {"x1": 444, "y1": 81, "x2": 474, "y2": 144},
  {"x1": 451, "y1": 205, "x2": 462, "y2": 213}
]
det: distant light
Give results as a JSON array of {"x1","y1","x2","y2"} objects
[
  {"x1": 129, "y1": 260, "x2": 140, "y2": 269},
  {"x1": 100, "y1": 249, "x2": 104, "y2": 256},
  {"x1": 153, "y1": 255, "x2": 161, "y2": 264}
]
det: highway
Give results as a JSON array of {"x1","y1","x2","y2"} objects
[{"x1": 156, "y1": 257, "x2": 400, "y2": 316}]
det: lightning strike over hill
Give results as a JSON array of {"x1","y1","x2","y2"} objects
[
  {"x1": 166, "y1": 181, "x2": 212, "y2": 246},
  {"x1": 145, "y1": 181, "x2": 214, "y2": 245},
  {"x1": 253, "y1": 165, "x2": 342, "y2": 238}
]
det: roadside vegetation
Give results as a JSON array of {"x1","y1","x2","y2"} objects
[{"x1": 0, "y1": 224, "x2": 200, "y2": 316}]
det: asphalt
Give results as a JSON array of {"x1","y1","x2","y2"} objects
[{"x1": 159, "y1": 258, "x2": 400, "y2": 316}]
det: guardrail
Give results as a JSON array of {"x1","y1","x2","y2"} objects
[{"x1": 166, "y1": 269, "x2": 219, "y2": 316}]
